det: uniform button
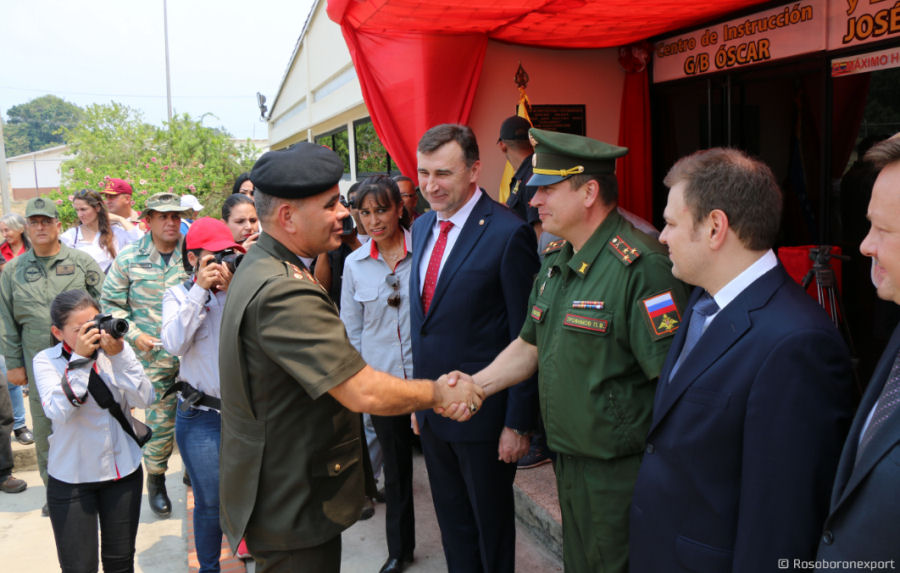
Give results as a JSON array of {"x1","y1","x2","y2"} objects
[
  {"x1": 821, "y1": 530, "x2": 833, "y2": 545},
  {"x1": 333, "y1": 463, "x2": 342, "y2": 473},
  {"x1": 645, "y1": 444, "x2": 655, "y2": 454}
]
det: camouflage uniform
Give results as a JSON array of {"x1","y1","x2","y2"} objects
[
  {"x1": 100, "y1": 231, "x2": 187, "y2": 475},
  {"x1": 0, "y1": 244, "x2": 104, "y2": 485}
]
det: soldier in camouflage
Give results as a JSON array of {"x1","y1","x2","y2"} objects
[
  {"x1": 100, "y1": 192, "x2": 189, "y2": 518},
  {"x1": 0, "y1": 197, "x2": 104, "y2": 500}
]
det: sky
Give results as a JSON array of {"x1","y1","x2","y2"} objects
[{"x1": 1, "y1": 0, "x2": 317, "y2": 141}]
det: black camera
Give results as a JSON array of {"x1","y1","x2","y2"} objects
[
  {"x1": 209, "y1": 249, "x2": 242, "y2": 273},
  {"x1": 93, "y1": 313, "x2": 129, "y2": 339},
  {"x1": 340, "y1": 197, "x2": 355, "y2": 235}
]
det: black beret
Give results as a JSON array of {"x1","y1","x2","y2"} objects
[{"x1": 250, "y1": 142, "x2": 344, "y2": 199}]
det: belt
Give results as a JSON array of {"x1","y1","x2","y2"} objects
[{"x1": 161, "y1": 380, "x2": 221, "y2": 412}]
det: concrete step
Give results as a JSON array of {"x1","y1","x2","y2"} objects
[{"x1": 514, "y1": 461, "x2": 563, "y2": 562}]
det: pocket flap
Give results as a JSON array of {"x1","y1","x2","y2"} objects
[{"x1": 312, "y1": 437, "x2": 361, "y2": 477}]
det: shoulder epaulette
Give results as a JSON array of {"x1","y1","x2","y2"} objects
[
  {"x1": 542, "y1": 239, "x2": 567, "y2": 256},
  {"x1": 607, "y1": 235, "x2": 641, "y2": 266}
]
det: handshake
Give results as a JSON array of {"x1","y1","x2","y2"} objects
[{"x1": 433, "y1": 371, "x2": 482, "y2": 422}]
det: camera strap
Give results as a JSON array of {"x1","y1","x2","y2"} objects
[{"x1": 61, "y1": 346, "x2": 153, "y2": 448}]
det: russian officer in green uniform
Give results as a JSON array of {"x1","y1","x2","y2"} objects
[
  {"x1": 0, "y1": 197, "x2": 104, "y2": 493},
  {"x1": 439, "y1": 128, "x2": 689, "y2": 573},
  {"x1": 218, "y1": 142, "x2": 485, "y2": 573}
]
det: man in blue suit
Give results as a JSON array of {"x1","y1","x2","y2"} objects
[
  {"x1": 409, "y1": 124, "x2": 540, "y2": 573},
  {"x1": 629, "y1": 148, "x2": 854, "y2": 572},
  {"x1": 816, "y1": 135, "x2": 900, "y2": 566}
]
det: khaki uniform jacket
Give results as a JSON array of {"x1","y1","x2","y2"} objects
[
  {"x1": 218, "y1": 232, "x2": 368, "y2": 552},
  {"x1": 0, "y1": 244, "x2": 104, "y2": 383}
]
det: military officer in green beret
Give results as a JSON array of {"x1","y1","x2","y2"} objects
[
  {"x1": 218, "y1": 142, "x2": 484, "y2": 573},
  {"x1": 0, "y1": 197, "x2": 105, "y2": 495},
  {"x1": 439, "y1": 128, "x2": 689, "y2": 573},
  {"x1": 100, "y1": 192, "x2": 190, "y2": 518}
]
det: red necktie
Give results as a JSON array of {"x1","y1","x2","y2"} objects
[{"x1": 421, "y1": 220, "x2": 454, "y2": 314}]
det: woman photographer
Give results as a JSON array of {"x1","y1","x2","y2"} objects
[
  {"x1": 33, "y1": 289, "x2": 153, "y2": 573},
  {"x1": 340, "y1": 175, "x2": 415, "y2": 573},
  {"x1": 161, "y1": 217, "x2": 244, "y2": 572},
  {"x1": 222, "y1": 193, "x2": 260, "y2": 250}
]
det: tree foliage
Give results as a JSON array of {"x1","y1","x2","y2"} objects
[
  {"x1": 50, "y1": 102, "x2": 259, "y2": 227},
  {"x1": 3, "y1": 95, "x2": 84, "y2": 157}
]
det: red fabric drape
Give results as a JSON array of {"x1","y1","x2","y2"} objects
[
  {"x1": 616, "y1": 43, "x2": 653, "y2": 222},
  {"x1": 339, "y1": 27, "x2": 488, "y2": 178}
]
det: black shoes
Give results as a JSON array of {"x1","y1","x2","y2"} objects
[
  {"x1": 0, "y1": 475, "x2": 26, "y2": 493},
  {"x1": 359, "y1": 497, "x2": 375, "y2": 520},
  {"x1": 146, "y1": 472, "x2": 172, "y2": 518},
  {"x1": 379, "y1": 555, "x2": 413, "y2": 573},
  {"x1": 13, "y1": 426, "x2": 34, "y2": 445}
]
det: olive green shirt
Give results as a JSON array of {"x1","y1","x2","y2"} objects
[
  {"x1": 0, "y1": 244, "x2": 104, "y2": 382},
  {"x1": 219, "y1": 232, "x2": 368, "y2": 552},
  {"x1": 520, "y1": 210, "x2": 688, "y2": 460}
]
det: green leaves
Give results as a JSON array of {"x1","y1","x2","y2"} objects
[{"x1": 52, "y1": 103, "x2": 258, "y2": 227}]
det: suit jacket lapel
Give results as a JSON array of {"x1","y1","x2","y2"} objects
[
  {"x1": 424, "y1": 193, "x2": 492, "y2": 319},
  {"x1": 831, "y1": 325, "x2": 900, "y2": 510},
  {"x1": 649, "y1": 266, "x2": 786, "y2": 434},
  {"x1": 410, "y1": 211, "x2": 436, "y2": 324}
]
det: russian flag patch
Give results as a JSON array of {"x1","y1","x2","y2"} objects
[{"x1": 642, "y1": 291, "x2": 681, "y2": 338}]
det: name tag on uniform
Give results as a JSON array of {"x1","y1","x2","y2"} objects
[
  {"x1": 563, "y1": 313, "x2": 608, "y2": 333},
  {"x1": 55, "y1": 263, "x2": 75, "y2": 276},
  {"x1": 131, "y1": 262, "x2": 153, "y2": 269}
]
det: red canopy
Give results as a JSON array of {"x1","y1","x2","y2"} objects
[{"x1": 327, "y1": 0, "x2": 771, "y2": 219}]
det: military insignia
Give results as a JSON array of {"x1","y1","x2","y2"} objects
[
  {"x1": 286, "y1": 262, "x2": 306, "y2": 280},
  {"x1": 33, "y1": 198, "x2": 45, "y2": 208},
  {"x1": 530, "y1": 135, "x2": 538, "y2": 151},
  {"x1": 85, "y1": 270, "x2": 101, "y2": 286},
  {"x1": 541, "y1": 239, "x2": 566, "y2": 256},
  {"x1": 530, "y1": 305, "x2": 545, "y2": 322},
  {"x1": 539, "y1": 281, "x2": 546, "y2": 296},
  {"x1": 572, "y1": 300, "x2": 604, "y2": 310},
  {"x1": 577, "y1": 261, "x2": 590, "y2": 275},
  {"x1": 511, "y1": 181, "x2": 520, "y2": 196},
  {"x1": 608, "y1": 235, "x2": 641, "y2": 266},
  {"x1": 55, "y1": 263, "x2": 75, "y2": 276},
  {"x1": 563, "y1": 313, "x2": 608, "y2": 334},
  {"x1": 642, "y1": 291, "x2": 681, "y2": 339},
  {"x1": 24, "y1": 266, "x2": 43, "y2": 282}
]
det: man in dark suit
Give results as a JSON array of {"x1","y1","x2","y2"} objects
[
  {"x1": 628, "y1": 148, "x2": 854, "y2": 573},
  {"x1": 817, "y1": 135, "x2": 900, "y2": 565},
  {"x1": 410, "y1": 124, "x2": 540, "y2": 573}
]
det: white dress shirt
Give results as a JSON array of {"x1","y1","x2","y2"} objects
[
  {"x1": 61, "y1": 225, "x2": 139, "y2": 272},
  {"x1": 341, "y1": 229, "x2": 413, "y2": 379},
  {"x1": 33, "y1": 342, "x2": 154, "y2": 483},
  {"x1": 161, "y1": 281, "x2": 227, "y2": 399},
  {"x1": 417, "y1": 188, "x2": 482, "y2": 294},
  {"x1": 699, "y1": 249, "x2": 779, "y2": 331}
]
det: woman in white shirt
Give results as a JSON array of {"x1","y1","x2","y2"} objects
[
  {"x1": 161, "y1": 217, "x2": 244, "y2": 572},
  {"x1": 33, "y1": 289, "x2": 153, "y2": 573},
  {"x1": 61, "y1": 190, "x2": 138, "y2": 272},
  {"x1": 340, "y1": 175, "x2": 415, "y2": 573}
]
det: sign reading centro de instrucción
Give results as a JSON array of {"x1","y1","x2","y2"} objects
[
  {"x1": 653, "y1": 1, "x2": 827, "y2": 83},
  {"x1": 654, "y1": 0, "x2": 900, "y2": 82}
]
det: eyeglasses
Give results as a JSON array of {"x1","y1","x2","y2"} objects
[{"x1": 385, "y1": 274, "x2": 401, "y2": 308}]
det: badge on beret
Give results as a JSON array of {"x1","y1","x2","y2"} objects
[
  {"x1": 642, "y1": 291, "x2": 681, "y2": 339},
  {"x1": 85, "y1": 270, "x2": 101, "y2": 287}
]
